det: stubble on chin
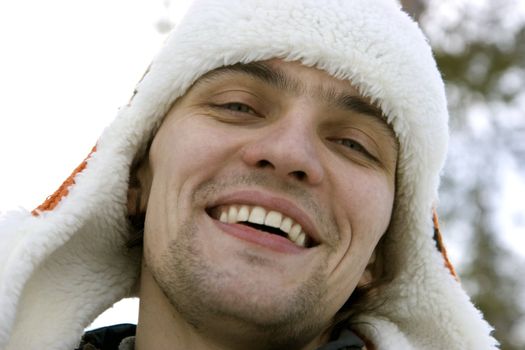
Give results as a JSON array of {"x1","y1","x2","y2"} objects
[{"x1": 149, "y1": 217, "x2": 333, "y2": 349}]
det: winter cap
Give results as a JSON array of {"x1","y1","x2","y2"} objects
[{"x1": 0, "y1": 0, "x2": 497, "y2": 349}]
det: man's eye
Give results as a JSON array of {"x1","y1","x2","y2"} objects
[
  {"x1": 334, "y1": 138, "x2": 366, "y2": 152},
  {"x1": 220, "y1": 102, "x2": 256, "y2": 114},
  {"x1": 332, "y1": 138, "x2": 377, "y2": 161}
]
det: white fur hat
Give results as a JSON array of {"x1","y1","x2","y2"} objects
[{"x1": 0, "y1": 0, "x2": 498, "y2": 349}]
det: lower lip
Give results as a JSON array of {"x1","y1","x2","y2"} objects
[{"x1": 212, "y1": 219, "x2": 306, "y2": 254}]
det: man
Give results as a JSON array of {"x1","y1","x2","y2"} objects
[{"x1": 0, "y1": 0, "x2": 497, "y2": 349}]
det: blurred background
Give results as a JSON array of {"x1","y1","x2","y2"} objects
[
  {"x1": 0, "y1": 0, "x2": 524, "y2": 348},
  {"x1": 401, "y1": 1, "x2": 525, "y2": 349}
]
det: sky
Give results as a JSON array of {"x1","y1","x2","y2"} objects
[
  {"x1": 0, "y1": 0, "x2": 194, "y2": 214},
  {"x1": 1, "y1": 0, "x2": 524, "y2": 330}
]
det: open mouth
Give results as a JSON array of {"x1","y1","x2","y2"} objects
[{"x1": 207, "y1": 204, "x2": 317, "y2": 248}]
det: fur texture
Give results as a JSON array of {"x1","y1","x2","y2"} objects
[{"x1": 0, "y1": 0, "x2": 497, "y2": 349}]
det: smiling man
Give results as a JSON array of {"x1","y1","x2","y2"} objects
[
  {"x1": 0, "y1": 1, "x2": 497, "y2": 350},
  {"x1": 133, "y1": 60, "x2": 398, "y2": 349}
]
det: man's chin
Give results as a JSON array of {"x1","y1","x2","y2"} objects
[
  {"x1": 150, "y1": 217, "x2": 330, "y2": 341},
  {"x1": 170, "y1": 279, "x2": 328, "y2": 349},
  {"x1": 164, "y1": 257, "x2": 323, "y2": 328}
]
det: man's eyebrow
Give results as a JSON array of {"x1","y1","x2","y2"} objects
[
  {"x1": 324, "y1": 89, "x2": 384, "y2": 120},
  {"x1": 197, "y1": 61, "x2": 300, "y2": 92},
  {"x1": 200, "y1": 62, "x2": 384, "y2": 117}
]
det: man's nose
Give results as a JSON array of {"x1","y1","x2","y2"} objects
[{"x1": 241, "y1": 113, "x2": 324, "y2": 185}]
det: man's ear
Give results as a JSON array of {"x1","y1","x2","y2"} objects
[
  {"x1": 127, "y1": 155, "x2": 152, "y2": 216},
  {"x1": 357, "y1": 248, "x2": 383, "y2": 287}
]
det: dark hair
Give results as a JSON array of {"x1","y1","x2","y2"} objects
[{"x1": 126, "y1": 212, "x2": 145, "y2": 249}]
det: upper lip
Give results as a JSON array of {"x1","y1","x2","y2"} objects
[{"x1": 206, "y1": 190, "x2": 322, "y2": 246}]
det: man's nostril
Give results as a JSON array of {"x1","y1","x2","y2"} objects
[
  {"x1": 256, "y1": 159, "x2": 274, "y2": 169},
  {"x1": 255, "y1": 160, "x2": 307, "y2": 181},
  {"x1": 291, "y1": 170, "x2": 307, "y2": 181}
]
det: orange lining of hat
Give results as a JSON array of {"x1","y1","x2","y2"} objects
[
  {"x1": 433, "y1": 208, "x2": 458, "y2": 279},
  {"x1": 31, "y1": 146, "x2": 97, "y2": 216}
]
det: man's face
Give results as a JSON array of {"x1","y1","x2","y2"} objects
[{"x1": 141, "y1": 60, "x2": 398, "y2": 345}]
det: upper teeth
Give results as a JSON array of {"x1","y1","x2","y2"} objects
[{"x1": 217, "y1": 204, "x2": 310, "y2": 248}]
